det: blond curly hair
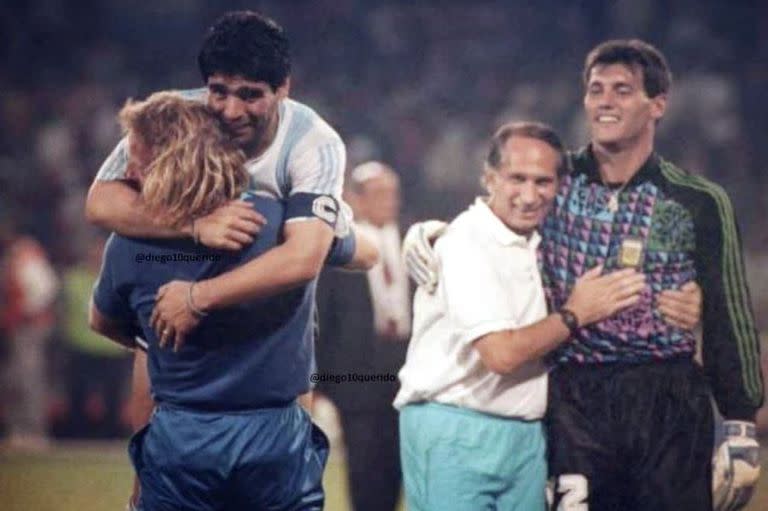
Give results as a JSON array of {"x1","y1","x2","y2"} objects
[{"x1": 118, "y1": 91, "x2": 249, "y2": 229}]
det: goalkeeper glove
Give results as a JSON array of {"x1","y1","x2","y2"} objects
[
  {"x1": 712, "y1": 420, "x2": 760, "y2": 511},
  {"x1": 402, "y1": 220, "x2": 447, "y2": 294}
]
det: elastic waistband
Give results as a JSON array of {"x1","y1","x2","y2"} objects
[
  {"x1": 556, "y1": 355, "x2": 696, "y2": 373},
  {"x1": 552, "y1": 356, "x2": 705, "y2": 390},
  {"x1": 155, "y1": 399, "x2": 298, "y2": 416},
  {"x1": 403, "y1": 401, "x2": 541, "y2": 424}
]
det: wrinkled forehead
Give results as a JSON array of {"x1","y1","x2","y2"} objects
[
  {"x1": 499, "y1": 136, "x2": 561, "y2": 175},
  {"x1": 206, "y1": 73, "x2": 274, "y2": 92}
]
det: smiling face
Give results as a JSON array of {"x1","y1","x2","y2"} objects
[
  {"x1": 584, "y1": 63, "x2": 666, "y2": 151},
  {"x1": 206, "y1": 73, "x2": 289, "y2": 156},
  {"x1": 484, "y1": 135, "x2": 560, "y2": 236}
]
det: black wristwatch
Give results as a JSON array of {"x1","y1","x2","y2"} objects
[{"x1": 558, "y1": 308, "x2": 580, "y2": 336}]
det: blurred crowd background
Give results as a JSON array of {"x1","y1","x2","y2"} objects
[{"x1": 1, "y1": 0, "x2": 767, "y2": 440}]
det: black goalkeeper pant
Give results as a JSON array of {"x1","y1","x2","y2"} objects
[{"x1": 546, "y1": 358, "x2": 713, "y2": 511}]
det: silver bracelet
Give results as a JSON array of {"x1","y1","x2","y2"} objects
[{"x1": 186, "y1": 282, "x2": 208, "y2": 318}]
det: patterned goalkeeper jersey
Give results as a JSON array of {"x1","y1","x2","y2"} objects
[{"x1": 540, "y1": 146, "x2": 762, "y2": 419}]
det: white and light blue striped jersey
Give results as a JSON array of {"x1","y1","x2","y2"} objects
[
  {"x1": 96, "y1": 88, "x2": 208, "y2": 182},
  {"x1": 95, "y1": 89, "x2": 346, "y2": 219}
]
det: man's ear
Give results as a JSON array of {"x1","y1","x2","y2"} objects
[
  {"x1": 650, "y1": 93, "x2": 667, "y2": 121},
  {"x1": 277, "y1": 77, "x2": 291, "y2": 99},
  {"x1": 481, "y1": 168, "x2": 497, "y2": 195}
]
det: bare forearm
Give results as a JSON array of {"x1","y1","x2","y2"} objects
[
  {"x1": 196, "y1": 244, "x2": 322, "y2": 309},
  {"x1": 86, "y1": 181, "x2": 190, "y2": 238},
  {"x1": 475, "y1": 314, "x2": 570, "y2": 374},
  {"x1": 195, "y1": 221, "x2": 334, "y2": 310},
  {"x1": 476, "y1": 267, "x2": 646, "y2": 374},
  {"x1": 507, "y1": 314, "x2": 571, "y2": 364}
]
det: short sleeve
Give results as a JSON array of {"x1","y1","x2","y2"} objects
[
  {"x1": 94, "y1": 137, "x2": 129, "y2": 181},
  {"x1": 92, "y1": 236, "x2": 133, "y2": 321},
  {"x1": 287, "y1": 132, "x2": 346, "y2": 199},
  {"x1": 438, "y1": 234, "x2": 520, "y2": 346},
  {"x1": 93, "y1": 89, "x2": 207, "y2": 183}
]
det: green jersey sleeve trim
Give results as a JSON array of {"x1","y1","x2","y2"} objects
[{"x1": 660, "y1": 160, "x2": 762, "y2": 405}]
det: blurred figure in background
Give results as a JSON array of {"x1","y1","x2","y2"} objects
[
  {"x1": 316, "y1": 161, "x2": 410, "y2": 511},
  {"x1": 62, "y1": 236, "x2": 131, "y2": 438},
  {"x1": 0, "y1": 208, "x2": 59, "y2": 451}
]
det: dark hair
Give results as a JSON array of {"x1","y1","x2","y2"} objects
[
  {"x1": 583, "y1": 39, "x2": 671, "y2": 98},
  {"x1": 198, "y1": 11, "x2": 291, "y2": 90},
  {"x1": 486, "y1": 121, "x2": 568, "y2": 176}
]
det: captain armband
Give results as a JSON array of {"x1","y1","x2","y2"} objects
[{"x1": 285, "y1": 192, "x2": 340, "y2": 229}]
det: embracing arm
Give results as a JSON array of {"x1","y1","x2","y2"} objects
[
  {"x1": 474, "y1": 267, "x2": 645, "y2": 374},
  {"x1": 87, "y1": 178, "x2": 266, "y2": 250},
  {"x1": 151, "y1": 123, "x2": 348, "y2": 346},
  {"x1": 86, "y1": 138, "x2": 264, "y2": 247},
  {"x1": 194, "y1": 219, "x2": 334, "y2": 308},
  {"x1": 150, "y1": 218, "x2": 334, "y2": 350},
  {"x1": 86, "y1": 180, "x2": 187, "y2": 238},
  {"x1": 327, "y1": 224, "x2": 380, "y2": 271},
  {"x1": 85, "y1": 137, "x2": 183, "y2": 237}
]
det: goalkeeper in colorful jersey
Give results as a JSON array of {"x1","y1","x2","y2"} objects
[{"x1": 540, "y1": 39, "x2": 762, "y2": 511}]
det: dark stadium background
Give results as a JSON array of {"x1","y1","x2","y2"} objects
[{"x1": 1, "y1": 1, "x2": 767, "y2": 509}]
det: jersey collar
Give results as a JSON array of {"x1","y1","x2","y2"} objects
[{"x1": 571, "y1": 144, "x2": 662, "y2": 188}]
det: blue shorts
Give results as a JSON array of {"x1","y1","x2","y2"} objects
[
  {"x1": 129, "y1": 402, "x2": 329, "y2": 511},
  {"x1": 400, "y1": 402, "x2": 547, "y2": 511}
]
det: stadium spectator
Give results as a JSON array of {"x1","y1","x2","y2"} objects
[
  {"x1": 317, "y1": 161, "x2": 410, "y2": 511},
  {"x1": 0, "y1": 210, "x2": 59, "y2": 451},
  {"x1": 62, "y1": 236, "x2": 132, "y2": 438}
]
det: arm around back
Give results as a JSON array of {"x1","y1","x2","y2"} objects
[{"x1": 474, "y1": 266, "x2": 646, "y2": 375}]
